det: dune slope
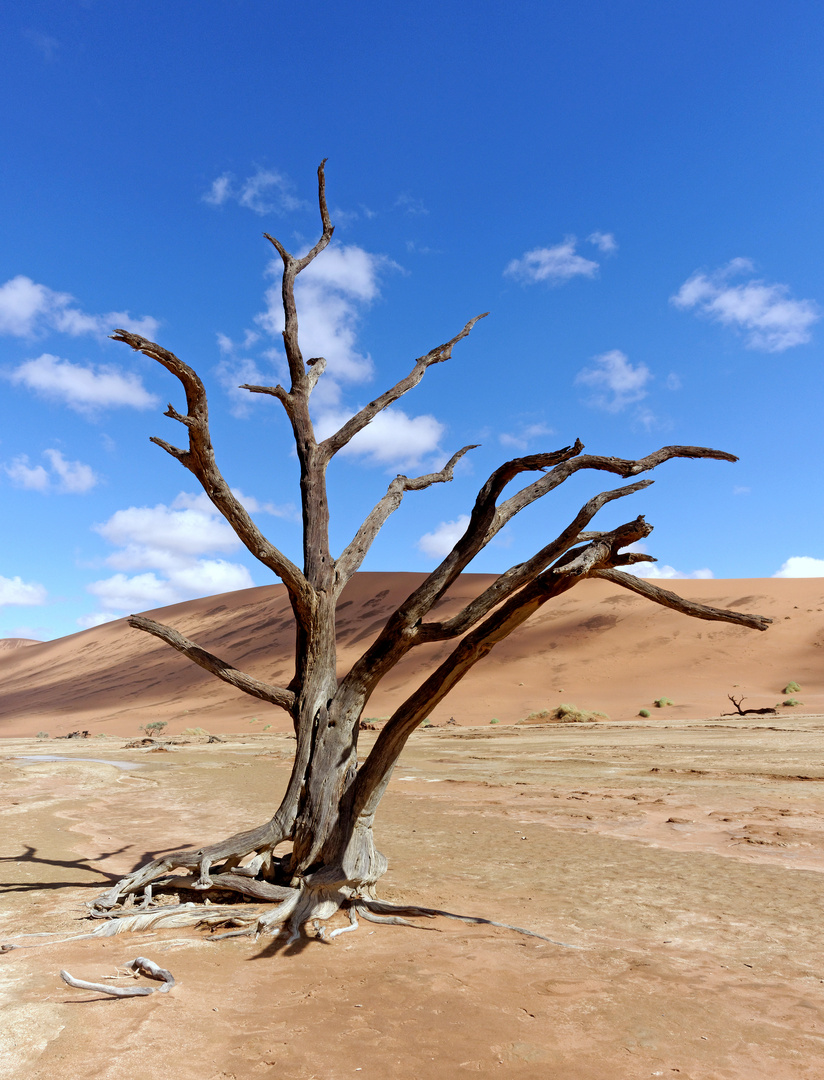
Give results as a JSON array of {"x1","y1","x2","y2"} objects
[{"x1": 0, "y1": 572, "x2": 821, "y2": 736}]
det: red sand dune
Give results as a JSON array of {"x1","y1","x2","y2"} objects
[{"x1": 0, "y1": 572, "x2": 821, "y2": 737}]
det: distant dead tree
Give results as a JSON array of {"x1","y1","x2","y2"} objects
[
  {"x1": 90, "y1": 163, "x2": 771, "y2": 943},
  {"x1": 722, "y1": 694, "x2": 777, "y2": 717}
]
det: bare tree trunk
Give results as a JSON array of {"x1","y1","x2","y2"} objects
[{"x1": 88, "y1": 163, "x2": 771, "y2": 943}]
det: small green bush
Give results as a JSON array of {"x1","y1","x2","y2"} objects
[
  {"x1": 783, "y1": 698, "x2": 803, "y2": 707},
  {"x1": 262, "y1": 724, "x2": 272, "y2": 731},
  {"x1": 654, "y1": 697, "x2": 674, "y2": 708},
  {"x1": 638, "y1": 709, "x2": 651, "y2": 718},
  {"x1": 36, "y1": 731, "x2": 49, "y2": 739},
  {"x1": 490, "y1": 718, "x2": 500, "y2": 724},
  {"x1": 782, "y1": 682, "x2": 801, "y2": 694},
  {"x1": 140, "y1": 720, "x2": 168, "y2": 735}
]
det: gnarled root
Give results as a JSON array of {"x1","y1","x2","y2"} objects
[{"x1": 89, "y1": 818, "x2": 287, "y2": 914}]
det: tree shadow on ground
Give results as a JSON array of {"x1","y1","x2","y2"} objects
[{"x1": 0, "y1": 843, "x2": 130, "y2": 892}]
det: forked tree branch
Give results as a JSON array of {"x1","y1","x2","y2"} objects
[
  {"x1": 493, "y1": 445, "x2": 738, "y2": 531},
  {"x1": 418, "y1": 478, "x2": 653, "y2": 641},
  {"x1": 333, "y1": 445, "x2": 478, "y2": 593},
  {"x1": 128, "y1": 616, "x2": 296, "y2": 712},
  {"x1": 319, "y1": 314, "x2": 488, "y2": 462},
  {"x1": 111, "y1": 331, "x2": 311, "y2": 616},
  {"x1": 335, "y1": 441, "x2": 584, "y2": 701},
  {"x1": 263, "y1": 159, "x2": 335, "y2": 390},
  {"x1": 590, "y1": 569, "x2": 772, "y2": 630}
]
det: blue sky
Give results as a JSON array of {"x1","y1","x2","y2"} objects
[{"x1": 1, "y1": 1, "x2": 822, "y2": 640}]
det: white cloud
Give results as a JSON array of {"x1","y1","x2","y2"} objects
[
  {"x1": 315, "y1": 406, "x2": 444, "y2": 469},
  {"x1": 623, "y1": 542, "x2": 712, "y2": 580},
  {"x1": 87, "y1": 561, "x2": 254, "y2": 611},
  {"x1": 0, "y1": 275, "x2": 158, "y2": 340},
  {"x1": 4, "y1": 449, "x2": 99, "y2": 493},
  {"x1": 43, "y1": 450, "x2": 98, "y2": 493},
  {"x1": 9, "y1": 354, "x2": 159, "y2": 413},
  {"x1": 4, "y1": 455, "x2": 49, "y2": 491},
  {"x1": 0, "y1": 575, "x2": 48, "y2": 606},
  {"x1": 505, "y1": 237, "x2": 599, "y2": 285},
  {"x1": 203, "y1": 174, "x2": 233, "y2": 206},
  {"x1": 202, "y1": 168, "x2": 304, "y2": 215},
  {"x1": 83, "y1": 488, "x2": 292, "y2": 619},
  {"x1": 627, "y1": 564, "x2": 713, "y2": 580},
  {"x1": 257, "y1": 243, "x2": 396, "y2": 396},
  {"x1": 773, "y1": 556, "x2": 824, "y2": 578},
  {"x1": 95, "y1": 498, "x2": 241, "y2": 573},
  {"x1": 587, "y1": 231, "x2": 618, "y2": 254},
  {"x1": 671, "y1": 259, "x2": 820, "y2": 352},
  {"x1": 575, "y1": 349, "x2": 652, "y2": 412},
  {"x1": 87, "y1": 571, "x2": 182, "y2": 611},
  {"x1": 418, "y1": 515, "x2": 470, "y2": 559},
  {"x1": 499, "y1": 422, "x2": 555, "y2": 451}
]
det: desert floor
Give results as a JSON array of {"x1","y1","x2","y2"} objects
[{"x1": 3, "y1": 715, "x2": 824, "y2": 1080}]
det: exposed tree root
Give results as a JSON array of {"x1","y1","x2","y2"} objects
[
  {"x1": 89, "y1": 821, "x2": 287, "y2": 913},
  {"x1": 60, "y1": 956, "x2": 175, "y2": 997}
]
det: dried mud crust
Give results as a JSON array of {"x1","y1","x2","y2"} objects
[{"x1": 3, "y1": 721, "x2": 824, "y2": 1079}]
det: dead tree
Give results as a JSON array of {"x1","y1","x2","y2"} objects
[
  {"x1": 90, "y1": 162, "x2": 771, "y2": 941},
  {"x1": 722, "y1": 694, "x2": 777, "y2": 717}
]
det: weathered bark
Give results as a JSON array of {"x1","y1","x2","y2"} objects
[{"x1": 90, "y1": 162, "x2": 771, "y2": 942}]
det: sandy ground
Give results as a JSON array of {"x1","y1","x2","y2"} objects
[
  {"x1": 0, "y1": 574, "x2": 822, "y2": 737},
  {"x1": 3, "y1": 714, "x2": 824, "y2": 1080}
]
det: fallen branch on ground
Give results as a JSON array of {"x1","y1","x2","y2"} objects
[{"x1": 60, "y1": 956, "x2": 175, "y2": 997}]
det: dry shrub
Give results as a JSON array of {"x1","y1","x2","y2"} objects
[{"x1": 518, "y1": 703, "x2": 609, "y2": 725}]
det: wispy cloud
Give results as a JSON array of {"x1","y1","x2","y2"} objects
[
  {"x1": 4, "y1": 449, "x2": 98, "y2": 493},
  {"x1": 202, "y1": 168, "x2": 305, "y2": 215},
  {"x1": 0, "y1": 574, "x2": 48, "y2": 606},
  {"x1": 418, "y1": 515, "x2": 470, "y2": 559},
  {"x1": 587, "y1": 231, "x2": 618, "y2": 254},
  {"x1": 395, "y1": 193, "x2": 428, "y2": 216},
  {"x1": 8, "y1": 354, "x2": 159, "y2": 414},
  {"x1": 0, "y1": 275, "x2": 158, "y2": 340},
  {"x1": 499, "y1": 422, "x2": 555, "y2": 451},
  {"x1": 773, "y1": 555, "x2": 824, "y2": 578},
  {"x1": 23, "y1": 29, "x2": 59, "y2": 61},
  {"x1": 575, "y1": 349, "x2": 652, "y2": 412},
  {"x1": 671, "y1": 258, "x2": 820, "y2": 352},
  {"x1": 505, "y1": 237, "x2": 599, "y2": 285}
]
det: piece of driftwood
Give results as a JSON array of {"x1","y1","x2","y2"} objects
[{"x1": 60, "y1": 956, "x2": 175, "y2": 997}]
